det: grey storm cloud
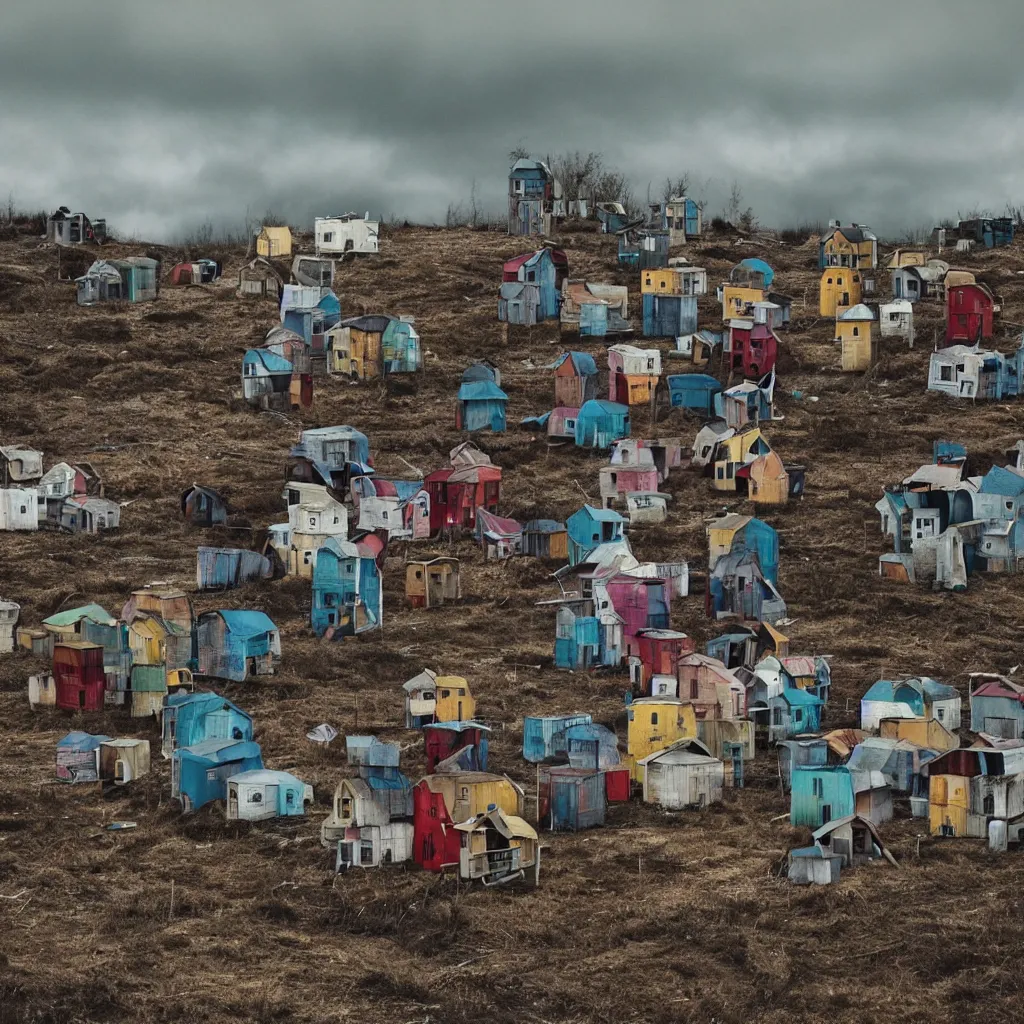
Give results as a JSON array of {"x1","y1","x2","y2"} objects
[{"x1": 2, "y1": 0, "x2": 1024, "y2": 241}]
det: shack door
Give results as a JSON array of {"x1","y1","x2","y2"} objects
[
  {"x1": 985, "y1": 717, "x2": 1019, "y2": 739},
  {"x1": 427, "y1": 571, "x2": 445, "y2": 608}
]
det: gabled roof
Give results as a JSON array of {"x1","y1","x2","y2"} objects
[
  {"x1": 971, "y1": 675, "x2": 1024, "y2": 701},
  {"x1": 578, "y1": 399, "x2": 629, "y2": 418},
  {"x1": 216, "y1": 610, "x2": 278, "y2": 637},
  {"x1": 779, "y1": 688, "x2": 824, "y2": 708},
  {"x1": 554, "y1": 351, "x2": 598, "y2": 377},
  {"x1": 828, "y1": 224, "x2": 877, "y2": 243},
  {"x1": 43, "y1": 603, "x2": 116, "y2": 629},
  {"x1": 572, "y1": 504, "x2": 625, "y2": 524},
  {"x1": 244, "y1": 348, "x2": 293, "y2": 373},
  {"x1": 523, "y1": 519, "x2": 565, "y2": 534},
  {"x1": 457, "y1": 381, "x2": 508, "y2": 402}
]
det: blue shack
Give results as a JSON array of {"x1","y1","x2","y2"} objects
[
  {"x1": 771, "y1": 688, "x2": 824, "y2": 741},
  {"x1": 503, "y1": 250, "x2": 560, "y2": 321},
  {"x1": 777, "y1": 739, "x2": 828, "y2": 793},
  {"x1": 508, "y1": 159, "x2": 555, "y2": 235},
  {"x1": 381, "y1": 318, "x2": 422, "y2": 374},
  {"x1": 574, "y1": 399, "x2": 630, "y2": 449},
  {"x1": 567, "y1": 505, "x2": 626, "y2": 565},
  {"x1": 311, "y1": 538, "x2": 381, "y2": 637},
  {"x1": 196, "y1": 610, "x2": 281, "y2": 682},
  {"x1": 523, "y1": 713, "x2": 593, "y2": 762},
  {"x1": 714, "y1": 379, "x2": 773, "y2": 428},
  {"x1": 162, "y1": 690, "x2": 253, "y2": 759},
  {"x1": 958, "y1": 217, "x2": 1014, "y2": 249},
  {"x1": 196, "y1": 547, "x2": 273, "y2": 591},
  {"x1": 643, "y1": 293, "x2": 698, "y2": 337},
  {"x1": 618, "y1": 228, "x2": 669, "y2": 270},
  {"x1": 542, "y1": 767, "x2": 606, "y2": 831},
  {"x1": 790, "y1": 765, "x2": 893, "y2": 828},
  {"x1": 456, "y1": 380, "x2": 507, "y2": 432},
  {"x1": 299, "y1": 426, "x2": 371, "y2": 469},
  {"x1": 969, "y1": 675, "x2": 1024, "y2": 738},
  {"x1": 564, "y1": 722, "x2": 621, "y2": 769},
  {"x1": 666, "y1": 374, "x2": 722, "y2": 416},
  {"x1": 172, "y1": 738, "x2": 263, "y2": 812},
  {"x1": 554, "y1": 601, "x2": 601, "y2": 669},
  {"x1": 736, "y1": 258, "x2": 774, "y2": 288}
]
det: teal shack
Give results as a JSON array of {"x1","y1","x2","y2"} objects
[
  {"x1": 196, "y1": 610, "x2": 281, "y2": 682},
  {"x1": 666, "y1": 374, "x2": 722, "y2": 416},
  {"x1": 311, "y1": 538, "x2": 382, "y2": 638},
  {"x1": 172, "y1": 738, "x2": 263, "y2": 812},
  {"x1": 574, "y1": 400, "x2": 630, "y2": 449},
  {"x1": 790, "y1": 766, "x2": 893, "y2": 828},
  {"x1": 455, "y1": 380, "x2": 507, "y2": 432},
  {"x1": 554, "y1": 601, "x2": 601, "y2": 669},
  {"x1": 566, "y1": 505, "x2": 626, "y2": 565},
  {"x1": 161, "y1": 690, "x2": 253, "y2": 758}
]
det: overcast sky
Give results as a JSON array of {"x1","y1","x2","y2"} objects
[{"x1": 3, "y1": 1, "x2": 1023, "y2": 241}]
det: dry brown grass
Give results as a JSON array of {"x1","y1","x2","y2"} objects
[{"x1": 3, "y1": 227, "x2": 1024, "y2": 1022}]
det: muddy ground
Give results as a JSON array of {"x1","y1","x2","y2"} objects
[{"x1": 1, "y1": 221, "x2": 1024, "y2": 1024}]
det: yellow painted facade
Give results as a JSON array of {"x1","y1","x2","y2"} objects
[
  {"x1": 929, "y1": 773, "x2": 969, "y2": 836},
  {"x1": 721, "y1": 285, "x2": 764, "y2": 321},
  {"x1": 838, "y1": 320, "x2": 876, "y2": 372},
  {"x1": 626, "y1": 699, "x2": 698, "y2": 780},
  {"x1": 435, "y1": 675, "x2": 475, "y2": 722},
  {"x1": 823, "y1": 230, "x2": 875, "y2": 269},
  {"x1": 819, "y1": 269, "x2": 862, "y2": 317},
  {"x1": 887, "y1": 249, "x2": 927, "y2": 269},
  {"x1": 256, "y1": 226, "x2": 292, "y2": 258},
  {"x1": 619, "y1": 373, "x2": 659, "y2": 405},
  {"x1": 879, "y1": 717, "x2": 958, "y2": 752},
  {"x1": 128, "y1": 617, "x2": 167, "y2": 666},
  {"x1": 748, "y1": 451, "x2": 789, "y2": 505},
  {"x1": 426, "y1": 773, "x2": 523, "y2": 822},
  {"x1": 328, "y1": 325, "x2": 383, "y2": 379},
  {"x1": 642, "y1": 269, "x2": 682, "y2": 295},
  {"x1": 707, "y1": 522, "x2": 743, "y2": 565},
  {"x1": 712, "y1": 429, "x2": 764, "y2": 492}
]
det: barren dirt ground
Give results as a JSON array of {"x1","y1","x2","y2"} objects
[{"x1": 2, "y1": 222, "x2": 1024, "y2": 1024}]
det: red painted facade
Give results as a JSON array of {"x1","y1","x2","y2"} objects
[
  {"x1": 424, "y1": 465, "x2": 501, "y2": 534},
  {"x1": 423, "y1": 724, "x2": 486, "y2": 772},
  {"x1": 412, "y1": 781, "x2": 459, "y2": 871},
  {"x1": 633, "y1": 629, "x2": 696, "y2": 689},
  {"x1": 946, "y1": 283, "x2": 995, "y2": 343},
  {"x1": 605, "y1": 576, "x2": 671, "y2": 656},
  {"x1": 728, "y1": 323, "x2": 778, "y2": 378},
  {"x1": 603, "y1": 766, "x2": 632, "y2": 802},
  {"x1": 53, "y1": 642, "x2": 106, "y2": 711}
]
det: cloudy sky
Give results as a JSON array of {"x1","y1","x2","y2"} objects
[{"x1": 3, "y1": 1, "x2": 1023, "y2": 241}]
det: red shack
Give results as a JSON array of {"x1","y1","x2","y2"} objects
[
  {"x1": 947, "y1": 282, "x2": 996, "y2": 343},
  {"x1": 728, "y1": 321, "x2": 778, "y2": 379},
  {"x1": 631, "y1": 628, "x2": 696, "y2": 691},
  {"x1": 423, "y1": 722, "x2": 490, "y2": 773},
  {"x1": 53, "y1": 641, "x2": 106, "y2": 711},
  {"x1": 425, "y1": 464, "x2": 501, "y2": 534},
  {"x1": 413, "y1": 772, "x2": 524, "y2": 872}
]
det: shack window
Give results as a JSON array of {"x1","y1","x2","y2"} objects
[
  {"x1": 939, "y1": 365, "x2": 952, "y2": 381},
  {"x1": 772, "y1": 707, "x2": 782, "y2": 726},
  {"x1": 250, "y1": 791, "x2": 263, "y2": 804},
  {"x1": 20, "y1": 505, "x2": 27, "y2": 515},
  {"x1": 527, "y1": 270, "x2": 536, "y2": 282},
  {"x1": 322, "y1": 231, "x2": 334, "y2": 243},
  {"x1": 983, "y1": 793, "x2": 995, "y2": 815},
  {"x1": 285, "y1": 791, "x2": 294, "y2": 804},
  {"x1": 690, "y1": 679, "x2": 699, "y2": 699},
  {"x1": 827, "y1": 278, "x2": 833, "y2": 285},
  {"x1": 303, "y1": 551, "x2": 312, "y2": 565},
  {"x1": 650, "y1": 712, "x2": 659, "y2": 726},
  {"x1": 852, "y1": 327, "x2": 859, "y2": 337}
]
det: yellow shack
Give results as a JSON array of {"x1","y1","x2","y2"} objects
[
  {"x1": 327, "y1": 315, "x2": 389, "y2": 378},
  {"x1": 711, "y1": 427, "x2": 768, "y2": 492},
  {"x1": 256, "y1": 226, "x2": 292, "y2": 258},
  {"x1": 626, "y1": 697, "x2": 698, "y2": 781},
  {"x1": 821, "y1": 224, "x2": 878, "y2": 270},
  {"x1": 748, "y1": 451, "x2": 790, "y2": 505},
  {"x1": 721, "y1": 285, "x2": 765, "y2": 321},
  {"x1": 434, "y1": 675, "x2": 476, "y2": 722},
  {"x1": 819, "y1": 268, "x2": 862, "y2": 317},
  {"x1": 836, "y1": 303, "x2": 876, "y2": 372},
  {"x1": 879, "y1": 717, "x2": 959, "y2": 753}
]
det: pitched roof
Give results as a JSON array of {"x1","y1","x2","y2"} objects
[
  {"x1": 457, "y1": 381, "x2": 508, "y2": 402},
  {"x1": 43, "y1": 603, "x2": 115, "y2": 628},
  {"x1": 217, "y1": 610, "x2": 278, "y2": 637}
]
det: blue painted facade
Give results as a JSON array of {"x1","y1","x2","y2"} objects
[
  {"x1": 618, "y1": 230, "x2": 670, "y2": 270},
  {"x1": 456, "y1": 381, "x2": 508, "y2": 432},
  {"x1": 737, "y1": 258, "x2": 775, "y2": 288},
  {"x1": 311, "y1": 538, "x2": 381, "y2": 637},
  {"x1": 580, "y1": 301, "x2": 609, "y2": 337},
  {"x1": 196, "y1": 547, "x2": 272, "y2": 590},
  {"x1": 970, "y1": 686, "x2": 1024, "y2": 737},
  {"x1": 567, "y1": 505, "x2": 626, "y2": 565},
  {"x1": 163, "y1": 691, "x2": 252, "y2": 756},
  {"x1": 196, "y1": 610, "x2": 280, "y2": 682},
  {"x1": 667, "y1": 374, "x2": 722, "y2": 415},
  {"x1": 730, "y1": 517, "x2": 780, "y2": 585},
  {"x1": 790, "y1": 766, "x2": 858, "y2": 827},
  {"x1": 546, "y1": 769, "x2": 606, "y2": 831},
  {"x1": 778, "y1": 739, "x2": 828, "y2": 793},
  {"x1": 173, "y1": 738, "x2": 263, "y2": 812},
  {"x1": 523, "y1": 714, "x2": 593, "y2": 762},
  {"x1": 771, "y1": 688, "x2": 824, "y2": 740},
  {"x1": 574, "y1": 400, "x2": 630, "y2": 449},
  {"x1": 564, "y1": 723, "x2": 620, "y2": 769},
  {"x1": 554, "y1": 604, "x2": 601, "y2": 669},
  {"x1": 959, "y1": 217, "x2": 1015, "y2": 249},
  {"x1": 643, "y1": 293, "x2": 698, "y2": 337},
  {"x1": 381, "y1": 319, "x2": 422, "y2": 374}
]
